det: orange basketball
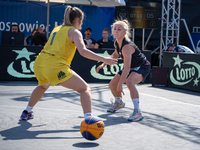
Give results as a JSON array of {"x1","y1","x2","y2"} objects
[{"x1": 80, "y1": 116, "x2": 105, "y2": 140}]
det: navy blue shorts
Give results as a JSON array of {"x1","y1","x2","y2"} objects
[{"x1": 118, "y1": 61, "x2": 151, "y2": 82}]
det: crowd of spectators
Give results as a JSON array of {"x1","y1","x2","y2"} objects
[
  {"x1": 5, "y1": 24, "x2": 196, "y2": 53},
  {"x1": 8, "y1": 23, "x2": 47, "y2": 47},
  {"x1": 82, "y1": 27, "x2": 114, "y2": 49},
  {"x1": 3, "y1": 23, "x2": 115, "y2": 49}
]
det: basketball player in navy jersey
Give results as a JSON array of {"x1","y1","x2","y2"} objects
[{"x1": 96, "y1": 20, "x2": 151, "y2": 121}]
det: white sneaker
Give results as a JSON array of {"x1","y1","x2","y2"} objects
[
  {"x1": 127, "y1": 109, "x2": 143, "y2": 122},
  {"x1": 107, "y1": 99, "x2": 125, "y2": 113}
]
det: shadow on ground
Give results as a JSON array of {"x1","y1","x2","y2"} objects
[{"x1": 0, "y1": 120, "x2": 80, "y2": 140}]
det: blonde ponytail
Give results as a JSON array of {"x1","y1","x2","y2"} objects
[
  {"x1": 63, "y1": 5, "x2": 84, "y2": 26},
  {"x1": 63, "y1": 6, "x2": 72, "y2": 26}
]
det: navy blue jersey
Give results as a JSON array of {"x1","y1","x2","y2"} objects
[{"x1": 115, "y1": 38, "x2": 147, "y2": 68}]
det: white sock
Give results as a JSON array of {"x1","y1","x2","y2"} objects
[
  {"x1": 84, "y1": 113, "x2": 92, "y2": 118},
  {"x1": 115, "y1": 97, "x2": 122, "y2": 103},
  {"x1": 132, "y1": 98, "x2": 139, "y2": 111},
  {"x1": 25, "y1": 105, "x2": 33, "y2": 113}
]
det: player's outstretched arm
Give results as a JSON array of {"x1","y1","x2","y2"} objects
[{"x1": 96, "y1": 50, "x2": 119, "y2": 73}]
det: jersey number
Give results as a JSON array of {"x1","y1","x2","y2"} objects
[{"x1": 50, "y1": 32, "x2": 57, "y2": 45}]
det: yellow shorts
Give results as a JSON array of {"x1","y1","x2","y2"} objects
[
  {"x1": 34, "y1": 65, "x2": 73, "y2": 86},
  {"x1": 34, "y1": 63, "x2": 73, "y2": 86}
]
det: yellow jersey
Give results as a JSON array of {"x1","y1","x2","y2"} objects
[
  {"x1": 34, "y1": 25, "x2": 76, "y2": 85},
  {"x1": 35, "y1": 25, "x2": 76, "y2": 68}
]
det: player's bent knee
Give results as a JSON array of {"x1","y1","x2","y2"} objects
[
  {"x1": 78, "y1": 84, "x2": 91, "y2": 94},
  {"x1": 126, "y1": 80, "x2": 131, "y2": 87},
  {"x1": 86, "y1": 84, "x2": 91, "y2": 93},
  {"x1": 109, "y1": 82, "x2": 115, "y2": 90},
  {"x1": 126, "y1": 79, "x2": 134, "y2": 89}
]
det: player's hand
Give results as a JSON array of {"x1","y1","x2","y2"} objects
[
  {"x1": 96, "y1": 63, "x2": 106, "y2": 73},
  {"x1": 103, "y1": 57, "x2": 118, "y2": 66}
]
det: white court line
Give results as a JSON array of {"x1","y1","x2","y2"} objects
[
  {"x1": 1, "y1": 93, "x2": 199, "y2": 111},
  {"x1": 141, "y1": 93, "x2": 200, "y2": 108},
  {"x1": 0, "y1": 105, "x2": 71, "y2": 112}
]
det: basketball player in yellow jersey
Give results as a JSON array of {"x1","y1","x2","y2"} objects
[{"x1": 20, "y1": 5, "x2": 118, "y2": 120}]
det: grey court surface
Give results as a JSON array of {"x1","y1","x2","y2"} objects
[{"x1": 0, "y1": 81, "x2": 200, "y2": 150}]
